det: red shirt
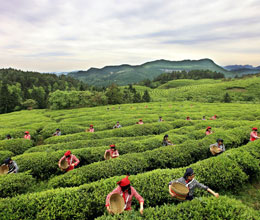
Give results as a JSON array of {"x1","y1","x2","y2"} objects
[
  {"x1": 106, "y1": 186, "x2": 144, "y2": 210},
  {"x1": 59, "y1": 154, "x2": 80, "y2": 171},
  {"x1": 250, "y1": 131, "x2": 258, "y2": 141},
  {"x1": 206, "y1": 131, "x2": 212, "y2": 135}
]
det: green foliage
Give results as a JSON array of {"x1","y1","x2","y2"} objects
[
  {"x1": 0, "y1": 173, "x2": 35, "y2": 198},
  {"x1": 96, "y1": 196, "x2": 259, "y2": 220},
  {"x1": 0, "y1": 141, "x2": 259, "y2": 219},
  {"x1": 223, "y1": 92, "x2": 232, "y2": 103},
  {"x1": 47, "y1": 126, "x2": 250, "y2": 188},
  {"x1": 0, "y1": 139, "x2": 33, "y2": 155},
  {"x1": 22, "y1": 99, "x2": 37, "y2": 109},
  {"x1": 0, "y1": 68, "x2": 89, "y2": 113},
  {"x1": 0, "y1": 151, "x2": 14, "y2": 164}
]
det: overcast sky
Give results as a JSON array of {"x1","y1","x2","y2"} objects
[{"x1": 0, "y1": 0, "x2": 260, "y2": 72}]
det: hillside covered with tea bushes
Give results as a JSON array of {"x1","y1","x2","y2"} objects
[{"x1": 0, "y1": 102, "x2": 259, "y2": 219}]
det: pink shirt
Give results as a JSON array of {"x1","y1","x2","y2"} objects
[
  {"x1": 24, "y1": 135, "x2": 31, "y2": 140},
  {"x1": 59, "y1": 154, "x2": 80, "y2": 167},
  {"x1": 206, "y1": 131, "x2": 212, "y2": 135},
  {"x1": 105, "y1": 149, "x2": 119, "y2": 158},
  {"x1": 106, "y1": 186, "x2": 144, "y2": 210},
  {"x1": 138, "y1": 122, "x2": 144, "y2": 124},
  {"x1": 89, "y1": 128, "x2": 94, "y2": 132},
  {"x1": 250, "y1": 131, "x2": 258, "y2": 141}
]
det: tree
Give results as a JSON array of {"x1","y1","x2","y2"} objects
[
  {"x1": 105, "y1": 84, "x2": 123, "y2": 104},
  {"x1": 22, "y1": 99, "x2": 37, "y2": 110},
  {"x1": 142, "y1": 90, "x2": 151, "y2": 102},
  {"x1": 223, "y1": 92, "x2": 231, "y2": 103},
  {"x1": 133, "y1": 92, "x2": 142, "y2": 103},
  {"x1": 0, "y1": 82, "x2": 12, "y2": 113}
]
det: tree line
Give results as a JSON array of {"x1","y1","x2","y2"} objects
[
  {"x1": 138, "y1": 69, "x2": 225, "y2": 88},
  {"x1": 0, "y1": 69, "x2": 151, "y2": 112}
]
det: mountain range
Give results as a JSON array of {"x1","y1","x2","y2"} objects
[
  {"x1": 223, "y1": 65, "x2": 260, "y2": 75},
  {"x1": 64, "y1": 59, "x2": 260, "y2": 86},
  {"x1": 68, "y1": 58, "x2": 237, "y2": 86}
]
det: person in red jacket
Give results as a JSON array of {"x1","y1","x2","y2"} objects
[
  {"x1": 24, "y1": 131, "x2": 31, "y2": 140},
  {"x1": 58, "y1": 150, "x2": 80, "y2": 172},
  {"x1": 104, "y1": 145, "x2": 119, "y2": 159},
  {"x1": 205, "y1": 127, "x2": 213, "y2": 135},
  {"x1": 186, "y1": 116, "x2": 191, "y2": 121},
  {"x1": 106, "y1": 176, "x2": 144, "y2": 214},
  {"x1": 250, "y1": 127, "x2": 259, "y2": 141}
]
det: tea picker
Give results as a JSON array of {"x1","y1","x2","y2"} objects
[
  {"x1": 169, "y1": 168, "x2": 219, "y2": 201},
  {"x1": 106, "y1": 176, "x2": 144, "y2": 215},
  {"x1": 210, "y1": 138, "x2": 225, "y2": 156},
  {"x1": 58, "y1": 150, "x2": 80, "y2": 172},
  {"x1": 1, "y1": 157, "x2": 19, "y2": 174},
  {"x1": 104, "y1": 145, "x2": 119, "y2": 160}
]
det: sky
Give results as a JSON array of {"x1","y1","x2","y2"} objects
[{"x1": 0, "y1": 0, "x2": 260, "y2": 72}]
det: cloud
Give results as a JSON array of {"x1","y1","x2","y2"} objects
[{"x1": 0, "y1": 0, "x2": 260, "y2": 71}]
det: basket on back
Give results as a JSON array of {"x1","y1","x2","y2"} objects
[
  {"x1": 210, "y1": 145, "x2": 222, "y2": 155},
  {"x1": 171, "y1": 182, "x2": 189, "y2": 201},
  {"x1": 60, "y1": 159, "x2": 69, "y2": 170},
  {"x1": 105, "y1": 151, "x2": 111, "y2": 160},
  {"x1": 0, "y1": 165, "x2": 9, "y2": 175},
  {"x1": 109, "y1": 193, "x2": 125, "y2": 214}
]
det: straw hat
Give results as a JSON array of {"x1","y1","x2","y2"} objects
[
  {"x1": 105, "y1": 151, "x2": 111, "y2": 160},
  {"x1": 60, "y1": 159, "x2": 69, "y2": 170},
  {"x1": 171, "y1": 182, "x2": 189, "y2": 201},
  {"x1": 109, "y1": 193, "x2": 125, "y2": 214},
  {"x1": 0, "y1": 165, "x2": 9, "y2": 175}
]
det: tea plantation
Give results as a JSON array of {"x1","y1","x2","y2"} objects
[{"x1": 0, "y1": 102, "x2": 259, "y2": 219}]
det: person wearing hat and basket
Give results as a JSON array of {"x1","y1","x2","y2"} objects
[
  {"x1": 53, "y1": 128, "x2": 61, "y2": 136},
  {"x1": 86, "y1": 124, "x2": 95, "y2": 133},
  {"x1": 210, "y1": 138, "x2": 225, "y2": 156},
  {"x1": 158, "y1": 116, "x2": 164, "y2": 122},
  {"x1": 106, "y1": 176, "x2": 144, "y2": 215},
  {"x1": 138, "y1": 119, "x2": 144, "y2": 124},
  {"x1": 205, "y1": 127, "x2": 213, "y2": 135},
  {"x1": 250, "y1": 127, "x2": 259, "y2": 141},
  {"x1": 113, "y1": 122, "x2": 122, "y2": 129},
  {"x1": 162, "y1": 134, "x2": 174, "y2": 146},
  {"x1": 58, "y1": 150, "x2": 80, "y2": 172},
  {"x1": 24, "y1": 131, "x2": 31, "y2": 140},
  {"x1": 168, "y1": 168, "x2": 219, "y2": 201},
  {"x1": 104, "y1": 145, "x2": 119, "y2": 160},
  {"x1": 2, "y1": 158, "x2": 19, "y2": 174}
]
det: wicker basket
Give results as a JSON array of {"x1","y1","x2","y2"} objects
[
  {"x1": 210, "y1": 145, "x2": 222, "y2": 155},
  {"x1": 0, "y1": 165, "x2": 9, "y2": 175},
  {"x1": 60, "y1": 159, "x2": 69, "y2": 170},
  {"x1": 171, "y1": 182, "x2": 189, "y2": 201},
  {"x1": 105, "y1": 151, "x2": 111, "y2": 160},
  {"x1": 110, "y1": 193, "x2": 125, "y2": 214}
]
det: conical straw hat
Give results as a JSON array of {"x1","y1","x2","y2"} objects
[
  {"x1": 60, "y1": 159, "x2": 69, "y2": 170},
  {"x1": 171, "y1": 182, "x2": 189, "y2": 201},
  {"x1": 0, "y1": 165, "x2": 9, "y2": 175},
  {"x1": 109, "y1": 193, "x2": 125, "y2": 214},
  {"x1": 105, "y1": 151, "x2": 111, "y2": 160}
]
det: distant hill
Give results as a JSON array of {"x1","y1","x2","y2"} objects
[
  {"x1": 223, "y1": 65, "x2": 260, "y2": 75},
  {"x1": 68, "y1": 59, "x2": 233, "y2": 86}
]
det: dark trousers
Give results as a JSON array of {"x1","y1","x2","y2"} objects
[{"x1": 186, "y1": 195, "x2": 194, "y2": 201}]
